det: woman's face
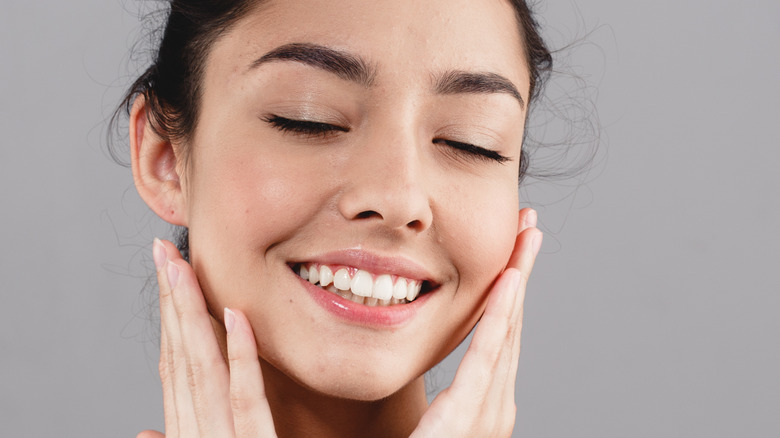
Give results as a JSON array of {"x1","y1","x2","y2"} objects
[{"x1": 181, "y1": 0, "x2": 529, "y2": 400}]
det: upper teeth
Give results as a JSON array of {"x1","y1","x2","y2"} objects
[{"x1": 298, "y1": 263, "x2": 423, "y2": 303}]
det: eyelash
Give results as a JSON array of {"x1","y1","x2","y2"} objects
[
  {"x1": 264, "y1": 115, "x2": 510, "y2": 163},
  {"x1": 432, "y1": 139, "x2": 511, "y2": 163},
  {"x1": 263, "y1": 115, "x2": 349, "y2": 138}
]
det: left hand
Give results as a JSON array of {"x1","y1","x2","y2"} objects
[{"x1": 410, "y1": 207, "x2": 542, "y2": 438}]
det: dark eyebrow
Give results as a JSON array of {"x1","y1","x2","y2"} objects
[
  {"x1": 248, "y1": 43, "x2": 376, "y2": 87},
  {"x1": 434, "y1": 70, "x2": 525, "y2": 110}
]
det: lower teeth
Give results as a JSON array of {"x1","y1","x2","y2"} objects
[{"x1": 322, "y1": 283, "x2": 408, "y2": 306}]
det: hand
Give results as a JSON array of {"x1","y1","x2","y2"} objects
[
  {"x1": 410, "y1": 207, "x2": 542, "y2": 438},
  {"x1": 136, "y1": 238, "x2": 278, "y2": 438}
]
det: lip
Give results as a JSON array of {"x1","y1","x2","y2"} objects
[
  {"x1": 296, "y1": 274, "x2": 434, "y2": 327},
  {"x1": 289, "y1": 249, "x2": 439, "y2": 327}
]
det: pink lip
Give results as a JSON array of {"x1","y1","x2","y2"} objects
[
  {"x1": 290, "y1": 249, "x2": 438, "y2": 327},
  {"x1": 297, "y1": 275, "x2": 433, "y2": 327}
]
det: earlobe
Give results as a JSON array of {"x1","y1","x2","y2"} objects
[{"x1": 129, "y1": 96, "x2": 188, "y2": 226}]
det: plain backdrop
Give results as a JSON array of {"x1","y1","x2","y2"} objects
[{"x1": 1, "y1": 1, "x2": 778, "y2": 436}]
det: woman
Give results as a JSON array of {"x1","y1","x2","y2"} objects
[{"x1": 120, "y1": 0, "x2": 550, "y2": 436}]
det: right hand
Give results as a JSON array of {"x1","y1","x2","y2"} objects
[{"x1": 136, "y1": 238, "x2": 278, "y2": 437}]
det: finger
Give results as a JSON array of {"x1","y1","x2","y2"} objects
[
  {"x1": 498, "y1": 268, "x2": 526, "y2": 404},
  {"x1": 154, "y1": 238, "x2": 198, "y2": 436},
  {"x1": 451, "y1": 267, "x2": 523, "y2": 400},
  {"x1": 414, "y1": 218, "x2": 542, "y2": 437},
  {"x1": 505, "y1": 226, "x2": 542, "y2": 356},
  {"x1": 411, "y1": 270, "x2": 523, "y2": 438},
  {"x1": 158, "y1": 310, "x2": 178, "y2": 437},
  {"x1": 501, "y1": 227, "x2": 542, "y2": 402},
  {"x1": 517, "y1": 207, "x2": 537, "y2": 235},
  {"x1": 136, "y1": 431, "x2": 166, "y2": 438},
  {"x1": 429, "y1": 227, "x2": 541, "y2": 434},
  {"x1": 153, "y1": 240, "x2": 178, "y2": 437},
  {"x1": 504, "y1": 208, "x2": 537, "y2": 316},
  {"x1": 225, "y1": 308, "x2": 278, "y2": 437},
  {"x1": 166, "y1": 249, "x2": 235, "y2": 436},
  {"x1": 507, "y1": 208, "x2": 540, "y2": 339},
  {"x1": 456, "y1": 226, "x2": 540, "y2": 396}
]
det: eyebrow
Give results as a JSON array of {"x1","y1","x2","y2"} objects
[
  {"x1": 434, "y1": 70, "x2": 525, "y2": 110},
  {"x1": 249, "y1": 42, "x2": 376, "y2": 87},
  {"x1": 249, "y1": 43, "x2": 524, "y2": 109}
]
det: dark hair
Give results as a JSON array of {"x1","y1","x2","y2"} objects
[
  {"x1": 111, "y1": 0, "x2": 553, "y2": 258},
  {"x1": 113, "y1": 1, "x2": 255, "y2": 166}
]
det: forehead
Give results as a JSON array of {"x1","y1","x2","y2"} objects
[{"x1": 207, "y1": 0, "x2": 530, "y2": 97}]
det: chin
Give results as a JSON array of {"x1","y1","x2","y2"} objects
[
  {"x1": 307, "y1": 371, "x2": 420, "y2": 402},
  {"x1": 273, "y1": 349, "x2": 427, "y2": 402}
]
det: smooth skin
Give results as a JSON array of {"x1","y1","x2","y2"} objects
[
  {"x1": 130, "y1": 0, "x2": 542, "y2": 436},
  {"x1": 139, "y1": 210, "x2": 540, "y2": 437}
]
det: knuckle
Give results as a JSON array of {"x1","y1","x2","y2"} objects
[
  {"x1": 227, "y1": 347, "x2": 243, "y2": 364},
  {"x1": 472, "y1": 336, "x2": 504, "y2": 367},
  {"x1": 171, "y1": 294, "x2": 187, "y2": 319},
  {"x1": 157, "y1": 357, "x2": 169, "y2": 379},
  {"x1": 184, "y1": 356, "x2": 224, "y2": 391},
  {"x1": 185, "y1": 361, "x2": 205, "y2": 389},
  {"x1": 157, "y1": 278, "x2": 173, "y2": 301},
  {"x1": 229, "y1": 389, "x2": 255, "y2": 414}
]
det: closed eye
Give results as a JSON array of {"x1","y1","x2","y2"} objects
[
  {"x1": 264, "y1": 115, "x2": 509, "y2": 163},
  {"x1": 264, "y1": 115, "x2": 349, "y2": 137},
  {"x1": 432, "y1": 138, "x2": 511, "y2": 163}
]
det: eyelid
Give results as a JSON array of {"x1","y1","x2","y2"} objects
[
  {"x1": 263, "y1": 114, "x2": 510, "y2": 163},
  {"x1": 263, "y1": 115, "x2": 350, "y2": 139},
  {"x1": 432, "y1": 124, "x2": 511, "y2": 163},
  {"x1": 433, "y1": 138, "x2": 511, "y2": 163},
  {"x1": 264, "y1": 114, "x2": 349, "y2": 130},
  {"x1": 261, "y1": 99, "x2": 353, "y2": 126}
]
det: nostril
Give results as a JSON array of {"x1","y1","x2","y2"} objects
[
  {"x1": 356, "y1": 210, "x2": 381, "y2": 220},
  {"x1": 349, "y1": 209, "x2": 430, "y2": 232},
  {"x1": 406, "y1": 219, "x2": 424, "y2": 231}
]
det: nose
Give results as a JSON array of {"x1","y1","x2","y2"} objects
[{"x1": 336, "y1": 128, "x2": 433, "y2": 234}]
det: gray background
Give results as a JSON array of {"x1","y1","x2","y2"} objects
[{"x1": 1, "y1": 1, "x2": 777, "y2": 436}]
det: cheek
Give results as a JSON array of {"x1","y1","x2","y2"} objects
[
  {"x1": 436, "y1": 177, "x2": 519, "y2": 301},
  {"x1": 192, "y1": 133, "x2": 335, "y2": 229},
  {"x1": 191, "y1": 157, "x2": 297, "y2": 248},
  {"x1": 455, "y1": 183, "x2": 517, "y2": 264},
  {"x1": 184, "y1": 144, "x2": 329, "y2": 305}
]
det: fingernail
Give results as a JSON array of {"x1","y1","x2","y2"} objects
[
  {"x1": 532, "y1": 232, "x2": 543, "y2": 257},
  {"x1": 153, "y1": 238, "x2": 167, "y2": 270},
  {"x1": 224, "y1": 307, "x2": 236, "y2": 334},
  {"x1": 525, "y1": 209, "x2": 538, "y2": 228},
  {"x1": 166, "y1": 261, "x2": 180, "y2": 289}
]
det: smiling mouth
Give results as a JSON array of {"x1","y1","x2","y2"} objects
[{"x1": 292, "y1": 262, "x2": 436, "y2": 306}]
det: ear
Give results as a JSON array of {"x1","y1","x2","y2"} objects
[{"x1": 129, "y1": 96, "x2": 188, "y2": 226}]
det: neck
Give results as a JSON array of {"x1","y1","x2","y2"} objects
[{"x1": 260, "y1": 359, "x2": 429, "y2": 438}]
